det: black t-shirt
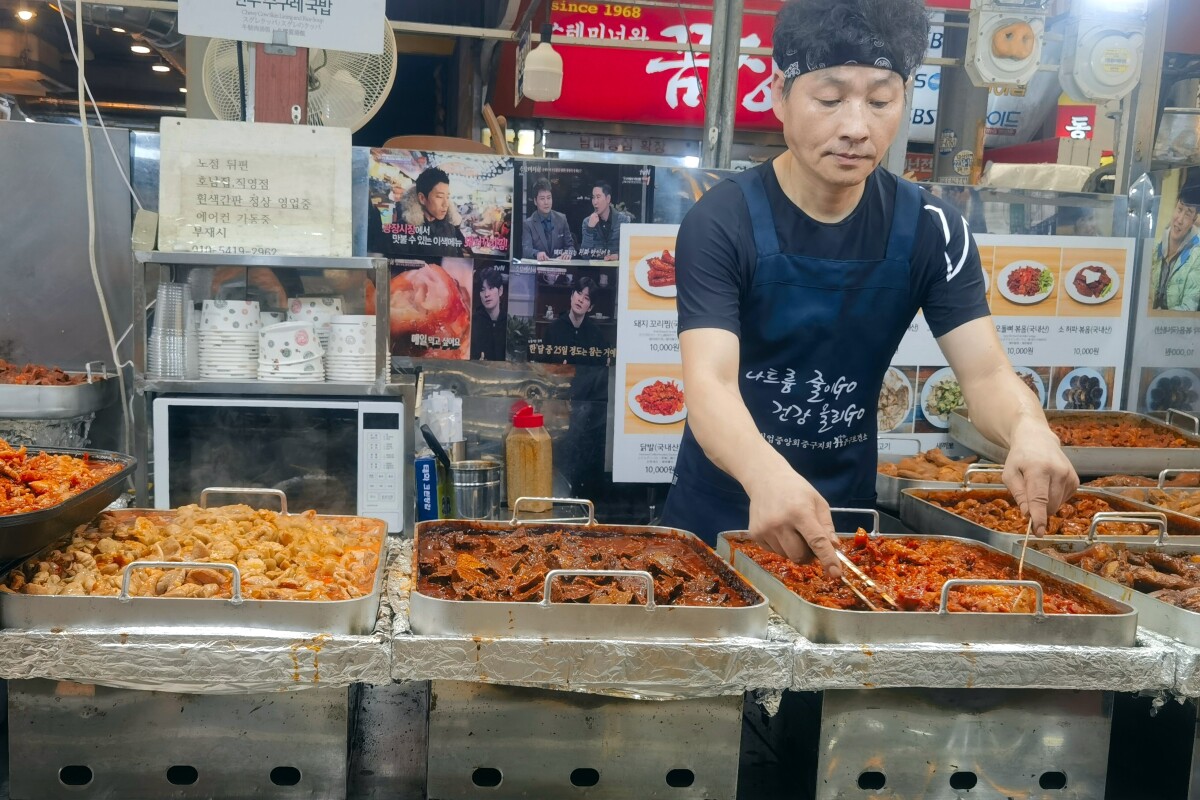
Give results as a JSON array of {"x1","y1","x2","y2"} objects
[
  {"x1": 470, "y1": 308, "x2": 506, "y2": 361},
  {"x1": 544, "y1": 314, "x2": 607, "y2": 367},
  {"x1": 675, "y1": 161, "x2": 990, "y2": 340}
]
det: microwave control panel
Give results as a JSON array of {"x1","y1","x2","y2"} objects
[{"x1": 359, "y1": 405, "x2": 405, "y2": 531}]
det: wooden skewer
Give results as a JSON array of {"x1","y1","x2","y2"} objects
[
  {"x1": 836, "y1": 550, "x2": 901, "y2": 610},
  {"x1": 1017, "y1": 517, "x2": 1033, "y2": 580}
]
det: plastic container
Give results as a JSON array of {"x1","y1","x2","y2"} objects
[{"x1": 506, "y1": 405, "x2": 553, "y2": 512}]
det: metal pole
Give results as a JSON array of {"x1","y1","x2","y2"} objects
[
  {"x1": 715, "y1": 0, "x2": 743, "y2": 168},
  {"x1": 702, "y1": 0, "x2": 730, "y2": 168},
  {"x1": 930, "y1": 19, "x2": 989, "y2": 184},
  {"x1": 1114, "y1": 0, "x2": 1169, "y2": 196}
]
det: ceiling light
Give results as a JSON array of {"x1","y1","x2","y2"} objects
[
  {"x1": 152, "y1": 63, "x2": 171, "y2": 73},
  {"x1": 16, "y1": 8, "x2": 36, "y2": 21},
  {"x1": 111, "y1": 27, "x2": 126, "y2": 33},
  {"x1": 179, "y1": 87, "x2": 188, "y2": 93},
  {"x1": 130, "y1": 44, "x2": 152, "y2": 54}
]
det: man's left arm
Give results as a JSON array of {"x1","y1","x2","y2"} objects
[{"x1": 937, "y1": 319, "x2": 1078, "y2": 534}]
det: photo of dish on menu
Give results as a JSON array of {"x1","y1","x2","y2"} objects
[
  {"x1": 366, "y1": 149, "x2": 514, "y2": 261},
  {"x1": 513, "y1": 160, "x2": 653, "y2": 264}
]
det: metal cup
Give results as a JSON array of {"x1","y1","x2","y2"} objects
[{"x1": 450, "y1": 460, "x2": 502, "y2": 521}]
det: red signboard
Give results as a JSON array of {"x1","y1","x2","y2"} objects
[{"x1": 1056, "y1": 104, "x2": 1096, "y2": 140}]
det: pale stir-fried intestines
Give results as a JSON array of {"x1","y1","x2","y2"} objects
[{"x1": 1, "y1": 505, "x2": 380, "y2": 601}]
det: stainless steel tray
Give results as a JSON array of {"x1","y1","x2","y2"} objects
[
  {"x1": 1091, "y1": 470, "x2": 1200, "y2": 522},
  {"x1": 1022, "y1": 540, "x2": 1200, "y2": 648},
  {"x1": 899, "y1": 487, "x2": 1200, "y2": 552},
  {"x1": 409, "y1": 498, "x2": 770, "y2": 640},
  {"x1": 876, "y1": 454, "x2": 1002, "y2": 513},
  {"x1": 0, "y1": 488, "x2": 388, "y2": 634},
  {"x1": 949, "y1": 409, "x2": 1200, "y2": 476},
  {"x1": 714, "y1": 512, "x2": 1136, "y2": 646},
  {"x1": 0, "y1": 362, "x2": 118, "y2": 420},
  {"x1": 0, "y1": 447, "x2": 135, "y2": 564}
]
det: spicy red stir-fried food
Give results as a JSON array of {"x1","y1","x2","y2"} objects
[
  {"x1": 1050, "y1": 418, "x2": 1198, "y2": 448},
  {"x1": 417, "y1": 529, "x2": 753, "y2": 606},
  {"x1": 1006, "y1": 265, "x2": 1046, "y2": 296},
  {"x1": 920, "y1": 491, "x2": 1160, "y2": 536},
  {"x1": 729, "y1": 529, "x2": 1119, "y2": 614},
  {"x1": 635, "y1": 379, "x2": 685, "y2": 416},
  {"x1": 647, "y1": 249, "x2": 675, "y2": 288},
  {"x1": 1037, "y1": 542, "x2": 1200, "y2": 613},
  {"x1": 0, "y1": 438, "x2": 124, "y2": 516},
  {"x1": 0, "y1": 359, "x2": 87, "y2": 386}
]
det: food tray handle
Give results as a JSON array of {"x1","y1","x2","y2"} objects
[
  {"x1": 83, "y1": 361, "x2": 109, "y2": 383},
  {"x1": 938, "y1": 579, "x2": 1045, "y2": 616},
  {"x1": 199, "y1": 487, "x2": 288, "y2": 515},
  {"x1": 1088, "y1": 512, "x2": 1168, "y2": 544},
  {"x1": 541, "y1": 569, "x2": 655, "y2": 609},
  {"x1": 962, "y1": 465, "x2": 1005, "y2": 486},
  {"x1": 1158, "y1": 468, "x2": 1200, "y2": 489},
  {"x1": 1166, "y1": 409, "x2": 1200, "y2": 435},
  {"x1": 828, "y1": 507, "x2": 879, "y2": 534},
  {"x1": 510, "y1": 497, "x2": 595, "y2": 526},
  {"x1": 118, "y1": 561, "x2": 243, "y2": 605}
]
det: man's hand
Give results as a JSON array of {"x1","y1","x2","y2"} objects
[
  {"x1": 604, "y1": 253, "x2": 619, "y2": 261},
  {"x1": 744, "y1": 470, "x2": 843, "y2": 578},
  {"x1": 537, "y1": 251, "x2": 549, "y2": 261},
  {"x1": 1002, "y1": 419, "x2": 1078, "y2": 536},
  {"x1": 586, "y1": 212, "x2": 599, "y2": 228}
]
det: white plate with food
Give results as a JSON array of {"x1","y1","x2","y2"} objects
[
  {"x1": 996, "y1": 260, "x2": 1055, "y2": 305},
  {"x1": 1144, "y1": 368, "x2": 1200, "y2": 413},
  {"x1": 1064, "y1": 262, "x2": 1120, "y2": 305},
  {"x1": 919, "y1": 367, "x2": 963, "y2": 429},
  {"x1": 627, "y1": 376, "x2": 687, "y2": 424},
  {"x1": 877, "y1": 367, "x2": 913, "y2": 432},
  {"x1": 1012, "y1": 366, "x2": 1047, "y2": 407},
  {"x1": 1056, "y1": 367, "x2": 1108, "y2": 410},
  {"x1": 634, "y1": 250, "x2": 677, "y2": 299}
]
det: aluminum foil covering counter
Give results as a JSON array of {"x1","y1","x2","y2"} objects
[
  {"x1": 0, "y1": 539, "x2": 403, "y2": 694},
  {"x1": 793, "y1": 632, "x2": 1177, "y2": 693},
  {"x1": 389, "y1": 538, "x2": 796, "y2": 700},
  {"x1": 1139, "y1": 629, "x2": 1200, "y2": 699}
]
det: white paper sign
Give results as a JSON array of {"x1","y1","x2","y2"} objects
[
  {"x1": 158, "y1": 118, "x2": 352, "y2": 257},
  {"x1": 179, "y1": 0, "x2": 386, "y2": 55}
]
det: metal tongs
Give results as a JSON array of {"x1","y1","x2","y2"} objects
[{"x1": 835, "y1": 550, "x2": 901, "y2": 611}]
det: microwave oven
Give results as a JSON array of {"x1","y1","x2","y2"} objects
[{"x1": 152, "y1": 396, "x2": 409, "y2": 532}]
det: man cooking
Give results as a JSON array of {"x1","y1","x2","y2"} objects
[
  {"x1": 660, "y1": 0, "x2": 1077, "y2": 578},
  {"x1": 1149, "y1": 186, "x2": 1200, "y2": 311}
]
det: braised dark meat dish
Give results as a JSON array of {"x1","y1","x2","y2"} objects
[
  {"x1": 0, "y1": 438, "x2": 124, "y2": 516},
  {"x1": 1049, "y1": 418, "x2": 1199, "y2": 448},
  {"x1": 1037, "y1": 542, "x2": 1200, "y2": 613},
  {"x1": 417, "y1": 529, "x2": 753, "y2": 607},
  {"x1": 920, "y1": 491, "x2": 1159, "y2": 536},
  {"x1": 729, "y1": 530, "x2": 1118, "y2": 614},
  {"x1": 1106, "y1": 488, "x2": 1200, "y2": 518},
  {"x1": 0, "y1": 358, "x2": 87, "y2": 386}
]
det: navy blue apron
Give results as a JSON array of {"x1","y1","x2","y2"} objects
[{"x1": 661, "y1": 168, "x2": 922, "y2": 544}]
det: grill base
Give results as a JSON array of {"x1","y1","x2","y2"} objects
[
  {"x1": 816, "y1": 688, "x2": 1113, "y2": 799},
  {"x1": 348, "y1": 681, "x2": 429, "y2": 799},
  {"x1": 426, "y1": 681, "x2": 743, "y2": 800},
  {"x1": 7, "y1": 679, "x2": 348, "y2": 800}
]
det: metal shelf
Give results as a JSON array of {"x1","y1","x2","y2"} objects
[
  {"x1": 137, "y1": 378, "x2": 409, "y2": 397},
  {"x1": 134, "y1": 251, "x2": 385, "y2": 270}
]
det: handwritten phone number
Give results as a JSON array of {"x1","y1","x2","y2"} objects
[{"x1": 190, "y1": 246, "x2": 280, "y2": 255}]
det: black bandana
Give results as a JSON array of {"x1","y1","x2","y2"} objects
[{"x1": 775, "y1": 36, "x2": 910, "y2": 82}]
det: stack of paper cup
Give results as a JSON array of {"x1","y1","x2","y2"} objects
[
  {"x1": 287, "y1": 296, "x2": 343, "y2": 352},
  {"x1": 325, "y1": 315, "x2": 377, "y2": 383},
  {"x1": 259, "y1": 310, "x2": 286, "y2": 327},
  {"x1": 198, "y1": 299, "x2": 260, "y2": 380},
  {"x1": 258, "y1": 322, "x2": 325, "y2": 382}
]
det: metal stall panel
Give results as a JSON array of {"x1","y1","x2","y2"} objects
[
  {"x1": 427, "y1": 681, "x2": 743, "y2": 800},
  {"x1": 8, "y1": 679, "x2": 348, "y2": 800},
  {"x1": 348, "y1": 681, "x2": 429, "y2": 800},
  {"x1": 817, "y1": 688, "x2": 1112, "y2": 800}
]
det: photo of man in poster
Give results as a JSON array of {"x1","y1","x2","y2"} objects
[
  {"x1": 1150, "y1": 183, "x2": 1200, "y2": 312},
  {"x1": 521, "y1": 178, "x2": 577, "y2": 261},
  {"x1": 470, "y1": 264, "x2": 508, "y2": 361},
  {"x1": 580, "y1": 181, "x2": 631, "y2": 261}
]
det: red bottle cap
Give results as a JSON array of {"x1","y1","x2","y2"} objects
[{"x1": 512, "y1": 405, "x2": 544, "y2": 428}]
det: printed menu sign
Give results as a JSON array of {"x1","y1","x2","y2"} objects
[
  {"x1": 883, "y1": 234, "x2": 1136, "y2": 456},
  {"x1": 614, "y1": 224, "x2": 682, "y2": 482},
  {"x1": 158, "y1": 118, "x2": 352, "y2": 257}
]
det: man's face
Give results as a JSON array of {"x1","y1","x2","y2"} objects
[
  {"x1": 771, "y1": 65, "x2": 906, "y2": 190},
  {"x1": 570, "y1": 287, "x2": 593, "y2": 317},
  {"x1": 419, "y1": 182, "x2": 451, "y2": 221},
  {"x1": 535, "y1": 190, "x2": 553, "y2": 215},
  {"x1": 480, "y1": 281, "x2": 503, "y2": 312},
  {"x1": 1170, "y1": 201, "x2": 1198, "y2": 241},
  {"x1": 591, "y1": 188, "x2": 611, "y2": 216}
]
